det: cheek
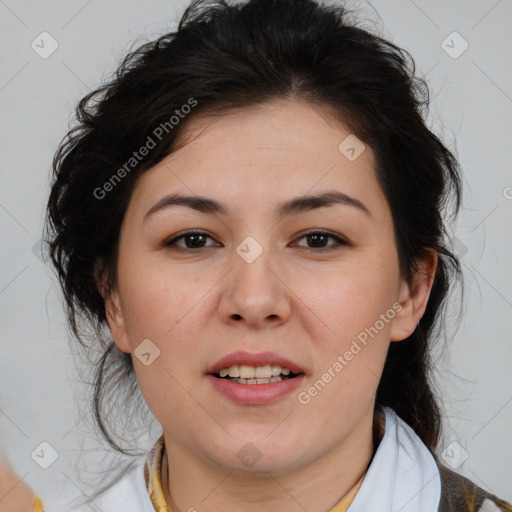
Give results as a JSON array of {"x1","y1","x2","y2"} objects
[
  {"x1": 120, "y1": 270, "x2": 204, "y2": 425},
  {"x1": 292, "y1": 256, "x2": 398, "y2": 402},
  {"x1": 117, "y1": 260, "x2": 210, "y2": 402},
  {"x1": 299, "y1": 274, "x2": 394, "y2": 414},
  {"x1": 296, "y1": 259, "x2": 399, "y2": 340},
  {"x1": 117, "y1": 257, "x2": 203, "y2": 341}
]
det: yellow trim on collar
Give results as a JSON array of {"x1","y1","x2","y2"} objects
[{"x1": 32, "y1": 495, "x2": 45, "y2": 512}]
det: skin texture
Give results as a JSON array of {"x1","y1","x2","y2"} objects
[
  {"x1": 100, "y1": 98, "x2": 437, "y2": 512},
  {"x1": 0, "y1": 462, "x2": 35, "y2": 512}
]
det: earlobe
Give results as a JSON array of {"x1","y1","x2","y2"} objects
[
  {"x1": 93, "y1": 262, "x2": 132, "y2": 354},
  {"x1": 104, "y1": 290, "x2": 122, "y2": 328},
  {"x1": 103, "y1": 290, "x2": 132, "y2": 354},
  {"x1": 390, "y1": 251, "x2": 438, "y2": 342}
]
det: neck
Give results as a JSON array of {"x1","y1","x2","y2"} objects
[{"x1": 161, "y1": 408, "x2": 383, "y2": 512}]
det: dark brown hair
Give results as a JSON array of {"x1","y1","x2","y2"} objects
[{"x1": 44, "y1": 0, "x2": 463, "y2": 457}]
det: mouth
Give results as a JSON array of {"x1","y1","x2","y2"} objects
[
  {"x1": 205, "y1": 351, "x2": 306, "y2": 404},
  {"x1": 211, "y1": 364, "x2": 302, "y2": 385}
]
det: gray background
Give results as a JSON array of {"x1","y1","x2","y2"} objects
[{"x1": 0, "y1": 0, "x2": 511, "y2": 508}]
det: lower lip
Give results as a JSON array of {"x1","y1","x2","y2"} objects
[{"x1": 206, "y1": 374, "x2": 306, "y2": 405}]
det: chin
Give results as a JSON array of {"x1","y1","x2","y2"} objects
[
  {"x1": 216, "y1": 453, "x2": 303, "y2": 477},
  {"x1": 204, "y1": 436, "x2": 310, "y2": 476}
]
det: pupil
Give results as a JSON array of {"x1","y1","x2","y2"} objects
[
  {"x1": 308, "y1": 234, "x2": 326, "y2": 247},
  {"x1": 186, "y1": 234, "x2": 205, "y2": 248}
]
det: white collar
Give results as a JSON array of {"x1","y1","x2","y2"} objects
[{"x1": 347, "y1": 407, "x2": 441, "y2": 511}]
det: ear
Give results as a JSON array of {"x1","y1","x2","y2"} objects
[
  {"x1": 390, "y1": 250, "x2": 438, "y2": 342},
  {"x1": 93, "y1": 262, "x2": 131, "y2": 354}
]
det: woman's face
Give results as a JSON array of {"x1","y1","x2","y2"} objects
[{"x1": 103, "y1": 99, "x2": 435, "y2": 474}]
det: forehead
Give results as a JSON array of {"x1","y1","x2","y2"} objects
[
  {"x1": 173, "y1": 99, "x2": 366, "y2": 162},
  {"x1": 127, "y1": 99, "x2": 385, "y2": 219}
]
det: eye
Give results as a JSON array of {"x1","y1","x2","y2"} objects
[
  {"x1": 292, "y1": 230, "x2": 349, "y2": 252},
  {"x1": 163, "y1": 229, "x2": 349, "y2": 253},
  {"x1": 163, "y1": 231, "x2": 219, "y2": 252}
]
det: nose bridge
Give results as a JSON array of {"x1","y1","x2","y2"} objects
[
  {"x1": 218, "y1": 233, "x2": 291, "y2": 325},
  {"x1": 232, "y1": 233, "x2": 278, "y2": 298}
]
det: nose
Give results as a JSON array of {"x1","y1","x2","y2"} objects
[{"x1": 217, "y1": 241, "x2": 292, "y2": 329}]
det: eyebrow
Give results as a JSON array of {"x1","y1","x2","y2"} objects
[{"x1": 143, "y1": 190, "x2": 371, "y2": 223}]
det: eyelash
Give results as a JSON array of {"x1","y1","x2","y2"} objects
[{"x1": 163, "y1": 230, "x2": 349, "y2": 253}]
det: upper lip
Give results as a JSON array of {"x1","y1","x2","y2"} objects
[{"x1": 206, "y1": 350, "x2": 306, "y2": 375}]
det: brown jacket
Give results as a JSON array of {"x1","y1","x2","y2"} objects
[{"x1": 436, "y1": 459, "x2": 512, "y2": 511}]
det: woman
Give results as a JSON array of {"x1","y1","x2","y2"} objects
[{"x1": 40, "y1": 0, "x2": 511, "y2": 510}]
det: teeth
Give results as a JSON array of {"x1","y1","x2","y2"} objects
[
  {"x1": 228, "y1": 366, "x2": 240, "y2": 378},
  {"x1": 255, "y1": 365, "x2": 272, "y2": 378},
  {"x1": 217, "y1": 364, "x2": 294, "y2": 379},
  {"x1": 236, "y1": 376, "x2": 283, "y2": 384},
  {"x1": 239, "y1": 365, "x2": 255, "y2": 379}
]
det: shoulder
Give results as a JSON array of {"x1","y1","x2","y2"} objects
[{"x1": 435, "y1": 459, "x2": 512, "y2": 512}]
